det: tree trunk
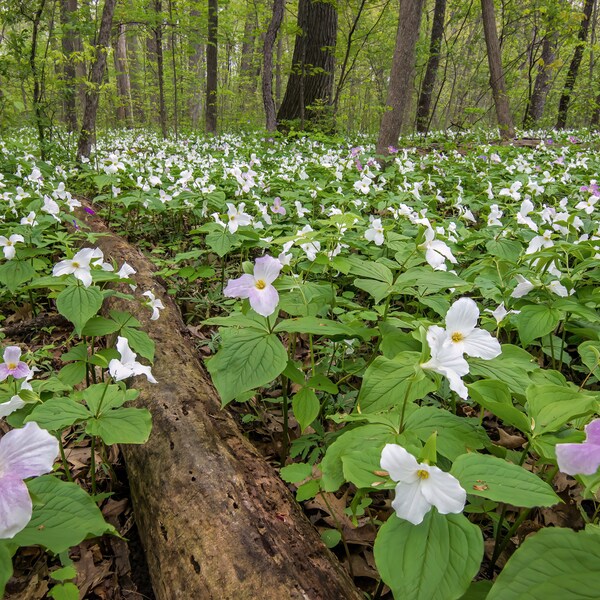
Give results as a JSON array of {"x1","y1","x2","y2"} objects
[
  {"x1": 77, "y1": 208, "x2": 364, "y2": 600},
  {"x1": 524, "y1": 33, "x2": 556, "y2": 126},
  {"x1": 275, "y1": 30, "x2": 283, "y2": 108},
  {"x1": 154, "y1": 0, "x2": 168, "y2": 138},
  {"x1": 277, "y1": 0, "x2": 337, "y2": 126},
  {"x1": 262, "y1": 0, "x2": 285, "y2": 131},
  {"x1": 239, "y1": 3, "x2": 257, "y2": 96},
  {"x1": 114, "y1": 23, "x2": 134, "y2": 127},
  {"x1": 77, "y1": 0, "x2": 117, "y2": 160},
  {"x1": 480, "y1": 0, "x2": 515, "y2": 139},
  {"x1": 375, "y1": 0, "x2": 425, "y2": 156},
  {"x1": 30, "y1": 0, "x2": 48, "y2": 158},
  {"x1": 206, "y1": 0, "x2": 218, "y2": 133},
  {"x1": 416, "y1": 0, "x2": 446, "y2": 133},
  {"x1": 556, "y1": 0, "x2": 595, "y2": 129},
  {"x1": 60, "y1": 0, "x2": 78, "y2": 132},
  {"x1": 127, "y1": 28, "x2": 145, "y2": 123}
]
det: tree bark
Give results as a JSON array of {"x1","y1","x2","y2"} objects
[
  {"x1": 480, "y1": 0, "x2": 515, "y2": 139},
  {"x1": 206, "y1": 0, "x2": 218, "y2": 133},
  {"x1": 77, "y1": 0, "x2": 117, "y2": 160},
  {"x1": 524, "y1": 33, "x2": 556, "y2": 126},
  {"x1": 262, "y1": 0, "x2": 285, "y2": 131},
  {"x1": 376, "y1": 0, "x2": 425, "y2": 156},
  {"x1": 76, "y1": 208, "x2": 364, "y2": 600},
  {"x1": 416, "y1": 0, "x2": 447, "y2": 133},
  {"x1": 277, "y1": 0, "x2": 337, "y2": 126},
  {"x1": 60, "y1": 0, "x2": 78, "y2": 132},
  {"x1": 114, "y1": 22, "x2": 134, "y2": 127},
  {"x1": 556, "y1": 0, "x2": 595, "y2": 129},
  {"x1": 154, "y1": 0, "x2": 168, "y2": 138}
]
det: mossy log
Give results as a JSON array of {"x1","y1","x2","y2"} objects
[{"x1": 80, "y1": 212, "x2": 363, "y2": 600}]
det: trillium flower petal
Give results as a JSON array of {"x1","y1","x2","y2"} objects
[
  {"x1": 10, "y1": 362, "x2": 31, "y2": 380},
  {"x1": 223, "y1": 274, "x2": 255, "y2": 299},
  {"x1": 445, "y1": 297, "x2": 478, "y2": 335},
  {"x1": 248, "y1": 286, "x2": 279, "y2": 317},
  {"x1": 0, "y1": 422, "x2": 58, "y2": 480},
  {"x1": 422, "y1": 467, "x2": 466, "y2": 515},
  {"x1": 253, "y1": 255, "x2": 282, "y2": 284},
  {"x1": 391, "y1": 480, "x2": 431, "y2": 525},
  {"x1": 74, "y1": 268, "x2": 93, "y2": 288},
  {"x1": 0, "y1": 396, "x2": 26, "y2": 417},
  {"x1": 0, "y1": 365, "x2": 9, "y2": 381},
  {"x1": 436, "y1": 364, "x2": 469, "y2": 399},
  {"x1": 108, "y1": 359, "x2": 132, "y2": 381},
  {"x1": 381, "y1": 444, "x2": 419, "y2": 483},
  {"x1": 115, "y1": 337, "x2": 137, "y2": 365},
  {"x1": 0, "y1": 476, "x2": 33, "y2": 538},
  {"x1": 556, "y1": 442, "x2": 600, "y2": 476},
  {"x1": 3, "y1": 347, "x2": 22, "y2": 365},
  {"x1": 52, "y1": 260, "x2": 75, "y2": 277},
  {"x1": 585, "y1": 420, "x2": 600, "y2": 444},
  {"x1": 462, "y1": 328, "x2": 502, "y2": 360},
  {"x1": 131, "y1": 364, "x2": 158, "y2": 384}
]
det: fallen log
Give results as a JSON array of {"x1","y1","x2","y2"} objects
[{"x1": 79, "y1": 212, "x2": 363, "y2": 600}]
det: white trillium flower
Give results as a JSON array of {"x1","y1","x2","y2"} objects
[
  {"x1": 0, "y1": 234, "x2": 24, "y2": 260},
  {"x1": 142, "y1": 290, "x2": 165, "y2": 320},
  {"x1": 419, "y1": 227, "x2": 457, "y2": 271},
  {"x1": 365, "y1": 218, "x2": 384, "y2": 246},
  {"x1": 226, "y1": 203, "x2": 252, "y2": 234},
  {"x1": 52, "y1": 247, "x2": 104, "y2": 288},
  {"x1": 485, "y1": 302, "x2": 520, "y2": 325},
  {"x1": 108, "y1": 337, "x2": 157, "y2": 383},
  {"x1": 381, "y1": 444, "x2": 466, "y2": 525},
  {"x1": 511, "y1": 274, "x2": 535, "y2": 298}
]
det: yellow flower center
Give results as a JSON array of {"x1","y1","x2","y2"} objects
[
  {"x1": 7, "y1": 363, "x2": 17, "y2": 370},
  {"x1": 451, "y1": 331, "x2": 464, "y2": 343},
  {"x1": 255, "y1": 279, "x2": 266, "y2": 290},
  {"x1": 417, "y1": 469, "x2": 429, "y2": 479},
  {"x1": 72, "y1": 261, "x2": 80, "y2": 268},
  {"x1": 229, "y1": 215, "x2": 235, "y2": 220}
]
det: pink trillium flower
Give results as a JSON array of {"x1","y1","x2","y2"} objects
[
  {"x1": 224, "y1": 255, "x2": 281, "y2": 317},
  {"x1": 556, "y1": 420, "x2": 600, "y2": 476},
  {"x1": 0, "y1": 421, "x2": 59, "y2": 538},
  {"x1": 0, "y1": 347, "x2": 32, "y2": 381},
  {"x1": 270, "y1": 197, "x2": 286, "y2": 215},
  {"x1": 109, "y1": 337, "x2": 157, "y2": 383},
  {"x1": 381, "y1": 444, "x2": 466, "y2": 525}
]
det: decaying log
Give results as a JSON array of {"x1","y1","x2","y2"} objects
[{"x1": 79, "y1": 212, "x2": 363, "y2": 600}]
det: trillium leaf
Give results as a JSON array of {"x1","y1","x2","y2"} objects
[
  {"x1": 14, "y1": 475, "x2": 116, "y2": 553},
  {"x1": 486, "y1": 528, "x2": 600, "y2": 600},
  {"x1": 358, "y1": 353, "x2": 436, "y2": 413},
  {"x1": 26, "y1": 397, "x2": 91, "y2": 431},
  {"x1": 515, "y1": 304, "x2": 562, "y2": 345},
  {"x1": 279, "y1": 463, "x2": 312, "y2": 483},
  {"x1": 0, "y1": 260, "x2": 35, "y2": 293},
  {"x1": 374, "y1": 511, "x2": 483, "y2": 600},
  {"x1": 0, "y1": 540, "x2": 15, "y2": 598},
  {"x1": 342, "y1": 446, "x2": 389, "y2": 489},
  {"x1": 451, "y1": 453, "x2": 560, "y2": 508},
  {"x1": 121, "y1": 326, "x2": 155, "y2": 362},
  {"x1": 85, "y1": 407, "x2": 152, "y2": 444},
  {"x1": 207, "y1": 329, "x2": 288, "y2": 406},
  {"x1": 525, "y1": 384, "x2": 598, "y2": 435},
  {"x1": 56, "y1": 284, "x2": 104, "y2": 335},
  {"x1": 81, "y1": 316, "x2": 120, "y2": 336},
  {"x1": 274, "y1": 316, "x2": 368, "y2": 340},
  {"x1": 48, "y1": 582, "x2": 79, "y2": 600},
  {"x1": 292, "y1": 387, "x2": 320, "y2": 432}
]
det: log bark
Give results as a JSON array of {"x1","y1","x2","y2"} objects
[{"x1": 78, "y1": 210, "x2": 363, "y2": 600}]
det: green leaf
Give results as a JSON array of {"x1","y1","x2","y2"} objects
[
  {"x1": 0, "y1": 540, "x2": 15, "y2": 597},
  {"x1": 579, "y1": 341, "x2": 600, "y2": 378},
  {"x1": 56, "y1": 285, "x2": 103, "y2": 335},
  {"x1": 374, "y1": 511, "x2": 483, "y2": 600},
  {"x1": 26, "y1": 397, "x2": 91, "y2": 431},
  {"x1": 280, "y1": 463, "x2": 312, "y2": 483},
  {"x1": 85, "y1": 407, "x2": 152, "y2": 444},
  {"x1": 526, "y1": 384, "x2": 598, "y2": 435},
  {"x1": 14, "y1": 475, "x2": 116, "y2": 553},
  {"x1": 353, "y1": 278, "x2": 391, "y2": 303},
  {"x1": 206, "y1": 230, "x2": 237, "y2": 257},
  {"x1": 485, "y1": 239, "x2": 522, "y2": 263},
  {"x1": 451, "y1": 453, "x2": 560, "y2": 508},
  {"x1": 404, "y1": 407, "x2": 486, "y2": 460},
  {"x1": 207, "y1": 329, "x2": 288, "y2": 406},
  {"x1": 347, "y1": 257, "x2": 394, "y2": 284},
  {"x1": 274, "y1": 317, "x2": 369, "y2": 340},
  {"x1": 295, "y1": 479, "x2": 320, "y2": 502},
  {"x1": 307, "y1": 374, "x2": 338, "y2": 393},
  {"x1": 77, "y1": 383, "x2": 134, "y2": 414},
  {"x1": 320, "y1": 529, "x2": 342, "y2": 548},
  {"x1": 58, "y1": 362, "x2": 87, "y2": 387},
  {"x1": 358, "y1": 353, "x2": 436, "y2": 413},
  {"x1": 81, "y1": 316, "x2": 120, "y2": 336},
  {"x1": 50, "y1": 566, "x2": 77, "y2": 581},
  {"x1": 515, "y1": 305, "x2": 562, "y2": 345},
  {"x1": 48, "y1": 583, "x2": 79, "y2": 600},
  {"x1": 458, "y1": 581, "x2": 493, "y2": 600},
  {"x1": 393, "y1": 267, "x2": 471, "y2": 295},
  {"x1": 342, "y1": 446, "x2": 389, "y2": 489},
  {"x1": 468, "y1": 379, "x2": 531, "y2": 433},
  {"x1": 109, "y1": 310, "x2": 141, "y2": 329},
  {"x1": 0, "y1": 260, "x2": 35, "y2": 293},
  {"x1": 292, "y1": 388, "x2": 320, "y2": 432},
  {"x1": 121, "y1": 326, "x2": 155, "y2": 362},
  {"x1": 486, "y1": 528, "x2": 600, "y2": 599}
]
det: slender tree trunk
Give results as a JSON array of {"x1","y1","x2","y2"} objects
[
  {"x1": 376, "y1": 0, "x2": 425, "y2": 156},
  {"x1": 127, "y1": 25, "x2": 145, "y2": 123},
  {"x1": 416, "y1": 0, "x2": 446, "y2": 133},
  {"x1": 591, "y1": 92, "x2": 600, "y2": 127},
  {"x1": 275, "y1": 32, "x2": 283, "y2": 108},
  {"x1": 154, "y1": 0, "x2": 168, "y2": 137},
  {"x1": 480, "y1": 0, "x2": 515, "y2": 139},
  {"x1": 114, "y1": 22, "x2": 134, "y2": 127},
  {"x1": 277, "y1": 0, "x2": 337, "y2": 126},
  {"x1": 239, "y1": 3, "x2": 257, "y2": 98},
  {"x1": 60, "y1": 0, "x2": 78, "y2": 131},
  {"x1": 77, "y1": 0, "x2": 117, "y2": 160},
  {"x1": 263, "y1": 0, "x2": 285, "y2": 131},
  {"x1": 556, "y1": 0, "x2": 595, "y2": 129},
  {"x1": 524, "y1": 33, "x2": 556, "y2": 126},
  {"x1": 168, "y1": 0, "x2": 178, "y2": 138},
  {"x1": 189, "y1": 14, "x2": 204, "y2": 128},
  {"x1": 30, "y1": 0, "x2": 48, "y2": 158},
  {"x1": 206, "y1": 0, "x2": 218, "y2": 133}
]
